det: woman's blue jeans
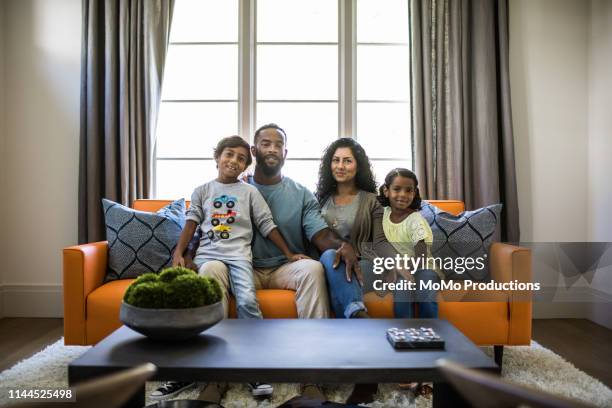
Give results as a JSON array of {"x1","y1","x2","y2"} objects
[
  {"x1": 320, "y1": 249, "x2": 439, "y2": 318},
  {"x1": 319, "y1": 249, "x2": 368, "y2": 318}
]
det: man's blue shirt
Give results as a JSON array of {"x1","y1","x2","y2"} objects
[{"x1": 248, "y1": 175, "x2": 328, "y2": 268}]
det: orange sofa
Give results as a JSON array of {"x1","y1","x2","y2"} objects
[{"x1": 64, "y1": 199, "x2": 532, "y2": 361}]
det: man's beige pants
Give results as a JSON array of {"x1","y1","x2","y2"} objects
[{"x1": 198, "y1": 259, "x2": 330, "y2": 318}]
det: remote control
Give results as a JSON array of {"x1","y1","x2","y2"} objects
[{"x1": 386, "y1": 327, "x2": 445, "y2": 349}]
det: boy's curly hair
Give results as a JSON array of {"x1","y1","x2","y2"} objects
[{"x1": 213, "y1": 135, "x2": 252, "y2": 167}]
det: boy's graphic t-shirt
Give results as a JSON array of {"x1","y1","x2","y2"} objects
[{"x1": 186, "y1": 180, "x2": 276, "y2": 263}]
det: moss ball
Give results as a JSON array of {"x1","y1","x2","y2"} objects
[
  {"x1": 163, "y1": 274, "x2": 201, "y2": 308},
  {"x1": 159, "y1": 266, "x2": 196, "y2": 283},
  {"x1": 123, "y1": 273, "x2": 159, "y2": 302},
  {"x1": 123, "y1": 266, "x2": 222, "y2": 309},
  {"x1": 125, "y1": 282, "x2": 165, "y2": 308},
  {"x1": 201, "y1": 276, "x2": 223, "y2": 305}
]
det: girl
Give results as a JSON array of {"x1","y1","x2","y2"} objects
[{"x1": 378, "y1": 168, "x2": 442, "y2": 318}]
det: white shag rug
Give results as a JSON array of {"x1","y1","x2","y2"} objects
[{"x1": 1, "y1": 339, "x2": 611, "y2": 408}]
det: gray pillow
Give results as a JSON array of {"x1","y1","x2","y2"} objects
[
  {"x1": 420, "y1": 202, "x2": 502, "y2": 281},
  {"x1": 102, "y1": 198, "x2": 186, "y2": 281}
]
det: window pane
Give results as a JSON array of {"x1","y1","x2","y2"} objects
[
  {"x1": 257, "y1": 45, "x2": 337, "y2": 100},
  {"x1": 257, "y1": 0, "x2": 337, "y2": 43},
  {"x1": 357, "y1": 45, "x2": 410, "y2": 101},
  {"x1": 156, "y1": 102, "x2": 238, "y2": 158},
  {"x1": 156, "y1": 160, "x2": 222, "y2": 199},
  {"x1": 163, "y1": 45, "x2": 238, "y2": 100},
  {"x1": 256, "y1": 102, "x2": 337, "y2": 158},
  {"x1": 371, "y1": 160, "x2": 413, "y2": 186},
  {"x1": 171, "y1": 0, "x2": 238, "y2": 42},
  {"x1": 357, "y1": 0, "x2": 409, "y2": 43},
  {"x1": 282, "y1": 160, "x2": 320, "y2": 192},
  {"x1": 357, "y1": 102, "x2": 411, "y2": 159}
]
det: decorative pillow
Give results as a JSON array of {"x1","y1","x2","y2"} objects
[
  {"x1": 102, "y1": 198, "x2": 186, "y2": 281},
  {"x1": 420, "y1": 202, "x2": 502, "y2": 281}
]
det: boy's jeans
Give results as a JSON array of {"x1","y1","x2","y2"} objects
[
  {"x1": 321, "y1": 248, "x2": 439, "y2": 319},
  {"x1": 196, "y1": 258, "x2": 262, "y2": 319}
]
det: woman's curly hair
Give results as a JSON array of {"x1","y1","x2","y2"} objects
[{"x1": 315, "y1": 138, "x2": 377, "y2": 204}]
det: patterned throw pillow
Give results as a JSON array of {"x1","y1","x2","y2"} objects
[
  {"x1": 102, "y1": 198, "x2": 186, "y2": 281},
  {"x1": 420, "y1": 202, "x2": 502, "y2": 281}
]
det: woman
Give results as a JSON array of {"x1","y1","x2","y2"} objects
[{"x1": 316, "y1": 138, "x2": 439, "y2": 319}]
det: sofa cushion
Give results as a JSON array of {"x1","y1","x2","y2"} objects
[
  {"x1": 87, "y1": 279, "x2": 134, "y2": 344},
  {"x1": 420, "y1": 202, "x2": 502, "y2": 281},
  {"x1": 102, "y1": 198, "x2": 186, "y2": 281},
  {"x1": 229, "y1": 289, "x2": 298, "y2": 318}
]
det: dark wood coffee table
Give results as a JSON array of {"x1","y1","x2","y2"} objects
[{"x1": 69, "y1": 319, "x2": 498, "y2": 407}]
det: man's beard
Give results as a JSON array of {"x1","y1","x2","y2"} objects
[{"x1": 255, "y1": 149, "x2": 284, "y2": 176}]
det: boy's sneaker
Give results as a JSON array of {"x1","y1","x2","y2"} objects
[
  {"x1": 249, "y1": 382, "x2": 273, "y2": 397},
  {"x1": 150, "y1": 381, "x2": 195, "y2": 400}
]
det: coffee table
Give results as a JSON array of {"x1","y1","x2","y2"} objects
[{"x1": 69, "y1": 319, "x2": 499, "y2": 407}]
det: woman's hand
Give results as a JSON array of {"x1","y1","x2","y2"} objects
[
  {"x1": 288, "y1": 253, "x2": 311, "y2": 262},
  {"x1": 334, "y1": 242, "x2": 364, "y2": 286}
]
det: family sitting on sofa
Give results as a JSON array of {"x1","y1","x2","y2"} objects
[{"x1": 152, "y1": 123, "x2": 440, "y2": 403}]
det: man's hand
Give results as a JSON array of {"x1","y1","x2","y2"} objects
[
  {"x1": 333, "y1": 242, "x2": 363, "y2": 286},
  {"x1": 288, "y1": 253, "x2": 311, "y2": 262}
]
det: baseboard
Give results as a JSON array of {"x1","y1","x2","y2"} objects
[
  {"x1": 1, "y1": 284, "x2": 63, "y2": 317},
  {"x1": 586, "y1": 302, "x2": 612, "y2": 330},
  {"x1": 533, "y1": 302, "x2": 588, "y2": 318},
  {"x1": 533, "y1": 287, "x2": 612, "y2": 319}
]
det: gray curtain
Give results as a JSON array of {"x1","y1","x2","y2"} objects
[
  {"x1": 410, "y1": 0, "x2": 520, "y2": 242},
  {"x1": 79, "y1": 0, "x2": 174, "y2": 243}
]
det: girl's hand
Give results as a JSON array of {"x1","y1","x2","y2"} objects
[{"x1": 288, "y1": 253, "x2": 311, "y2": 262}]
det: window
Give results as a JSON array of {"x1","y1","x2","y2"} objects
[{"x1": 155, "y1": 0, "x2": 411, "y2": 198}]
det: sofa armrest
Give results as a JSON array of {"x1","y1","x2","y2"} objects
[
  {"x1": 63, "y1": 241, "x2": 108, "y2": 345},
  {"x1": 489, "y1": 242, "x2": 532, "y2": 344}
]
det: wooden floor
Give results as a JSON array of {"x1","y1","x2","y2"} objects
[
  {"x1": 0, "y1": 318, "x2": 64, "y2": 373},
  {"x1": 0, "y1": 318, "x2": 611, "y2": 388},
  {"x1": 532, "y1": 319, "x2": 612, "y2": 388}
]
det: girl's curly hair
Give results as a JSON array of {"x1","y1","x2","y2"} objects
[
  {"x1": 377, "y1": 168, "x2": 422, "y2": 210},
  {"x1": 315, "y1": 138, "x2": 377, "y2": 204}
]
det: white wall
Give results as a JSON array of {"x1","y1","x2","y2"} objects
[
  {"x1": 586, "y1": 0, "x2": 612, "y2": 328},
  {"x1": 510, "y1": 0, "x2": 612, "y2": 325},
  {"x1": 587, "y1": 0, "x2": 612, "y2": 242},
  {"x1": 0, "y1": 0, "x2": 6, "y2": 317},
  {"x1": 2, "y1": 0, "x2": 81, "y2": 316},
  {"x1": 510, "y1": 0, "x2": 588, "y2": 319},
  {"x1": 510, "y1": 0, "x2": 589, "y2": 243}
]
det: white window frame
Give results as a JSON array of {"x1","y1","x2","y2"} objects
[{"x1": 155, "y1": 0, "x2": 411, "y2": 196}]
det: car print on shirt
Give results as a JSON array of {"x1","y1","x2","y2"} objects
[
  {"x1": 207, "y1": 224, "x2": 232, "y2": 240},
  {"x1": 213, "y1": 195, "x2": 237, "y2": 209},
  {"x1": 211, "y1": 210, "x2": 237, "y2": 226}
]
